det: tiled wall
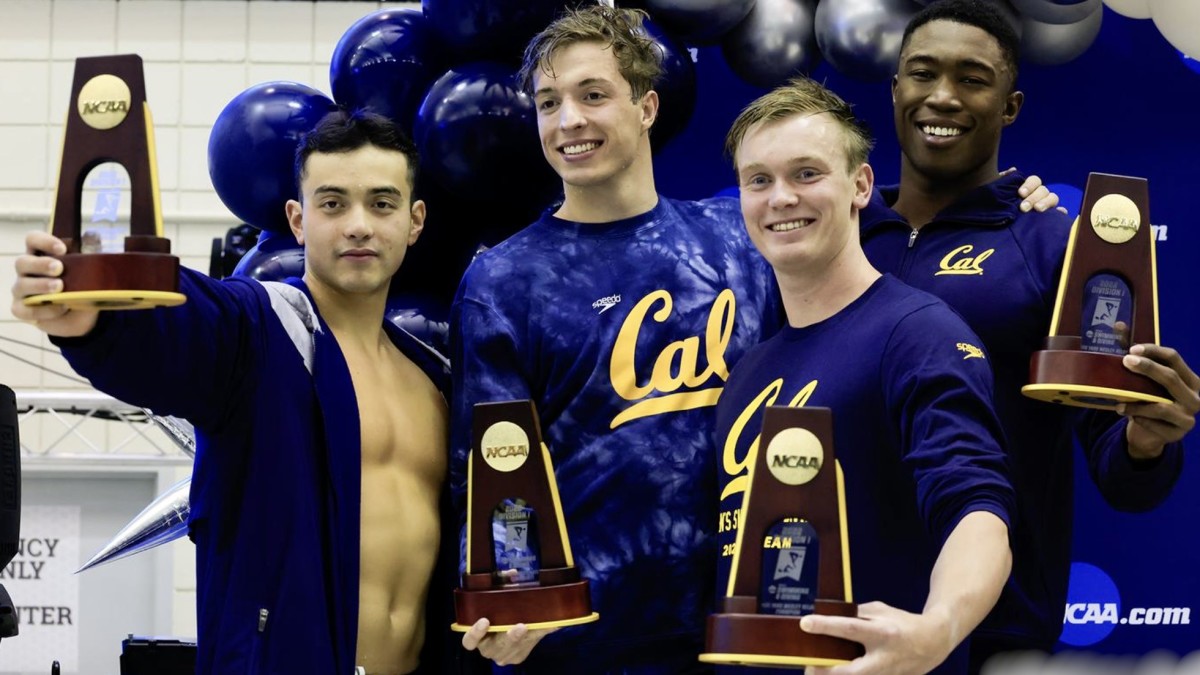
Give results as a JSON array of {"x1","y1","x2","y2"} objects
[{"x1": 0, "y1": 0, "x2": 409, "y2": 639}]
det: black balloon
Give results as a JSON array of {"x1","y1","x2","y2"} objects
[
  {"x1": 413, "y1": 62, "x2": 560, "y2": 206},
  {"x1": 208, "y1": 82, "x2": 337, "y2": 233},
  {"x1": 386, "y1": 293, "x2": 451, "y2": 359},
  {"x1": 422, "y1": 0, "x2": 578, "y2": 63},
  {"x1": 633, "y1": 0, "x2": 756, "y2": 45},
  {"x1": 721, "y1": 0, "x2": 821, "y2": 89},
  {"x1": 1011, "y1": 0, "x2": 1100, "y2": 25},
  {"x1": 815, "y1": 0, "x2": 918, "y2": 82},
  {"x1": 330, "y1": 8, "x2": 443, "y2": 135},
  {"x1": 643, "y1": 18, "x2": 697, "y2": 152}
]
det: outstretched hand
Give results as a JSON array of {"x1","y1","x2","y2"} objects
[{"x1": 799, "y1": 602, "x2": 954, "y2": 675}]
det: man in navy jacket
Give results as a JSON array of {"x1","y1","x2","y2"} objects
[
  {"x1": 861, "y1": 1, "x2": 1200, "y2": 670},
  {"x1": 11, "y1": 111, "x2": 460, "y2": 675}
]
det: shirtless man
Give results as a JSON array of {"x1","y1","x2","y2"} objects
[{"x1": 9, "y1": 111, "x2": 453, "y2": 675}]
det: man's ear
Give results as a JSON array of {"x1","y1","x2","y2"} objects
[
  {"x1": 1002, "y1": 89, "x2": 1024, "y2": 127},
  {"x1": 641, "y1": 89, "x2": 659, "y2": 133},
  {"x1": 408, "y1": 199, "x2": 427, "y2": 246},
  {"x1": 852, "y1": 163, "x2": 874, "y2": 210},
  {"x1": 285, "y1": 199, "x2": 304, "y2": 245}
]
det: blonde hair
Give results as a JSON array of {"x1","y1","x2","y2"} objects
[{"x1": 725, "y1": 77, "x2": 874, "y2": 173}]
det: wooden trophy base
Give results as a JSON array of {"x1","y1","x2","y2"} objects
[
  {"x1": 451, "y1": 573, "x2": 598, "y2": 632},
  {"x1": 699, "y1": 599, "x2": 864, "y2": 668},
  {"x1": 23, "y1": 252, "x2": 184, "y2": 311},
  {"x1": 1024, "y1": 347, "x2": 1170, "y2": 410}
]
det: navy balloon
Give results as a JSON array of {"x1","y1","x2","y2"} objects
[
  {"x1": 208, "y1": 82, "x2": 336, "y2": 233},
  {"x1": 721, "y1": 0, "x2": 821, "y2": 89},
  {"x1": 414, "y1": 62, "x2": 559, "y2": 205},
  {"x1": 330, "y1": 8, "x2": 442, "y2": 134},
  {"x1": 422, "y1": 0, "x2": 576, "y2": 62},
  {"x1": 386, "y1": 293, "x2": 451, "y2": 360},
  {"x1": 635, "y1": 0, "x2": 756, "y2": 45},
  {"x1": 643, "y1": 18, "x2": 697, "y2": 152},
  {"x1": 232, "y1": 230, "x2": 305, "y2": 281}
]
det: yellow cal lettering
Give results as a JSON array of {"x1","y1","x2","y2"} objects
[
  {"x1": 935, "y1": 245, "x2": 994, "y2": 276},
  {"x1": 608, "y1": 289, "x2": 738, "y2": 429},
  {"x1": 721, "y1": 378, "x2": 818, "y2": 501},
  {"x1": 611, "y1": 290, "x2": 672, "y2": 401}
]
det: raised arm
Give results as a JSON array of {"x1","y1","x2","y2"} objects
[{"x1": 11, "y1": 230, "x2": 264, "y2": 430}]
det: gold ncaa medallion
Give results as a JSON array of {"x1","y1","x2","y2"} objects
[
  {"x1": 765, "y1": 427, "x2": 824, "y2": 486},
  {"x1": 1090, "y1": 193, "x2": 1141, "y2": 245},
  {"x1": 77, "y1": 74, "x2": 132, "y2": 130},
  {"x1": 480, "y1": 421, "x2": 531, "y2": 472}
]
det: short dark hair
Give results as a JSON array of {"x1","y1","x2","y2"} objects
[
  {"x1": 901, "y1": 0, "x2": 1020, "y2": 87},
  {"x1": 518, "y1": 5, "x2": 663, "y2": 101},
  {"x1": 294, "y1": 109, "x2": 420, "y2": 200}
]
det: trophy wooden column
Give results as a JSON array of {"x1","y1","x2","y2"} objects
[
  {"x1": 701, "y1": 406, "x2": 864, "y2": 668},
  {"x1": 452, "y1": 400, "x2": 598, "y2": 632},
  {"x1": 1023, "y1": 173, "x2": 1169, "y2": 410}
]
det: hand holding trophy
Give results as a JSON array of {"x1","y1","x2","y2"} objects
[{"x1": 23, "y1": 54, "x2": 183, "y2": 311}]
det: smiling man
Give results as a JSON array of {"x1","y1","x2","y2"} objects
[
  {"x1": 715, "y1": 77, "x2": 1015, "y2": 675},
  {"x1": 860, "y1": 1, "x2": 1198, "y2": 670},
  {"x1": 450, "y1": 6, "x2": 781, "y2": 673},
  {"x1": 10, "y1": 111, "x2": 457, "y2": 675}
]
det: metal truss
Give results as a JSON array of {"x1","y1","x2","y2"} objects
[{"x1": 13, "y1": 390, "x2": 192, "y2": 461}]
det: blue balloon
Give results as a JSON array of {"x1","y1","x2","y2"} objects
[
  {"x1": 330, "y1": 8, "x2": 442, "y2": 135},
  {"x1": 643, "y1": 18, "x2": 697, "y2": 152},
  {"x1": 232, "y1": 230, "x2": 305, "y2": 281},
  {"x1": 414, "y1": 62, "x2": 559, "y2": 205},
  {"x1": 208, "y1": 82, "x2": 337, "y2": 233},
  {"x1": 422, "y1": 0, "x2": 576, "y2": 62}
]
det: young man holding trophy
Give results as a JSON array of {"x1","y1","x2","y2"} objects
[
  {"x1": 712, "y1": 77, "x2": 1015, "y2": 675},
  {"x1": 12, "y1": 109, "x2": 458, "y2": 675},
  {"x1": 860, "y1": 0, "x2": 1199, "y2": 669}
]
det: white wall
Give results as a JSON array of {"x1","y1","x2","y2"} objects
[{"x1": 0, "y1": 0, "x2": 410, "y2": 662}]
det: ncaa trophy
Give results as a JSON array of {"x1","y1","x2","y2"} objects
[
  {"x1": 1022, "y1": 173, "x2": 1169, "y2": 409},
  {"x1": 23, "y1": 54, "x2": 184, "y2": 311},
  {"x1": 451, "y1": 400, "x2": 598, "y2": 632},
  {"x1": 701, "y1": 406, "x2": 863, "y2": 668}
]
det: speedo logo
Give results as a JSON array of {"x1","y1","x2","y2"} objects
[
  {"x1": 592, "y1": 294, "x2": 621, "y2": 314},
  {"x1": 957, "y1": 343, "x2": 984, "y2": 360}
]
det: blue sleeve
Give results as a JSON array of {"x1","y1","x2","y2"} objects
[
  {"x1": 51, "y1": 267, "x2": 265, "y2": 431},
  {"x1": 882, "y1": 305, "x2": 1017, "y2": 543},
  {"x1": 1074, "y1": 410, "x2": 1183, "y2": 511},
  {"x1": 449, "y1": 271, "x2": 534, "y2": 514}
]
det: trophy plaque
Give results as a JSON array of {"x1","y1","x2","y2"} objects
[
  {"x1": 1022, "y1": 172, "x2": 1169, "y2": 410},
  {"x1": 23, "y1": 54, "x2": 184, "y2": 311},
  {"x1": 451, "y1": 400, "x2": 599, "y2": 632},
  {"x1": 700, "y1": 406, "x2": 863, "y2": 668}
]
